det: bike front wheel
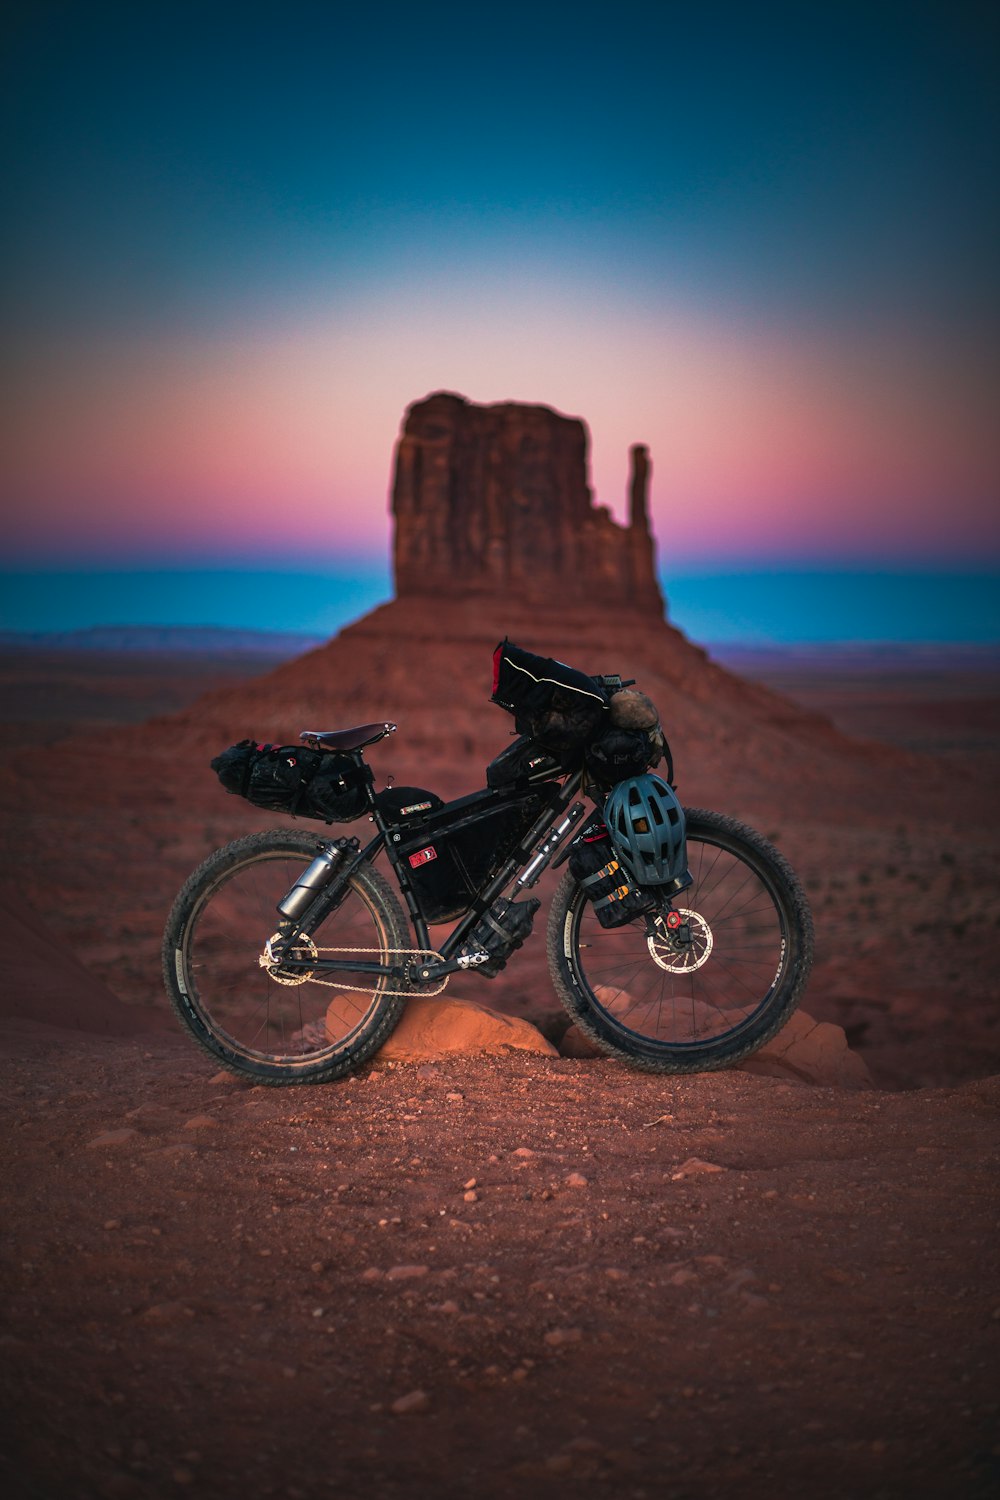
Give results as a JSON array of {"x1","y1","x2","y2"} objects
[
  {"x1": 163, "y1": 829, "x2": 411, "y2": 1084},
  {"x1": 546, "y1": 808, "x2": 814, "y2": 1072}
]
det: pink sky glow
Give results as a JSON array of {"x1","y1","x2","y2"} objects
[{"x1": 4, "y1": 267, "x2": 998, "y2": 568}]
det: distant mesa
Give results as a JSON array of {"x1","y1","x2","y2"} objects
[{"x1": 392, "y1": 391, "x2": 664, "y2": 615}]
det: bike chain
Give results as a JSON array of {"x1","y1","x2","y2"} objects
[{"x1": 260, "y1": 937, "x2": 449, "y2": 997}]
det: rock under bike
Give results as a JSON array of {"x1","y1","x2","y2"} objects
[{"x1": 163, "y1": 641, "x2": 814, "y2": 1084}]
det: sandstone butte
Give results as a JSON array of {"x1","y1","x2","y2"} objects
[{"x1": 164, "y1": 388, "x2": 904, "y2": 822}]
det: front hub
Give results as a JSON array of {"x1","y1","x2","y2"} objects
[{"x1": 647, "y1": 908, "x2": 713, "y2": 973}]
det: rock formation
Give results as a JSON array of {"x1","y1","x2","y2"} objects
[{"x1": 391, "y1": 391, "x2": 663, "y2": 614}]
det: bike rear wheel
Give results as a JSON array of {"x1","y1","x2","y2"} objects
[
  {"x1": 546, "y1": 808, "x2": 813, "y2": 1072},
  {"x1": 163, "y1": 829, "x2": 410, "y2": 1083}
]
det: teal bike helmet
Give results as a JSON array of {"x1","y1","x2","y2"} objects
[{"x1": 603, "y1": 774, "x2": 688, "y2": 886}]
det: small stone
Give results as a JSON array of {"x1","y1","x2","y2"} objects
[
  {"x1": 544, "y1": 1326, "x2": 583, "y2": 1347},
  {"x1": 463, "y1": 1190, "x2": 478, "y2": 1203},
  {"x1": 140, "y1": 1302, "x2": 190, "y2": 1325},
  {"x1": 183, "y1": 1115, "x2": 218, "y2": 1131},
  {"x1": 86, "y1": 1129, "x2": 138, "y2": 1149},
  {"x1": 513, "y1": 1147, "x2": 536, "y2": 1158},
  {"x1": 566, "y1": 1436, "x2": 602, "y2": 1455},
  {"x1": 565, "y1": 1172, "x2": 588, "y2": 1188},
  {"x1": 385, "y1": 1264, "x2": 429, "y2": 1281},
  {"x1": 446, "y1": 1093, "x2": 464, "y2": 1103},
  {"x1": 463, "y1": 1177, "x2": 477, "y2": 1190},
  {"x1": 103, "y1": 1219, "x2": 122, "y2": 1231},
  {"x1": 391, "y1": 1389, "x2": 431, "y2": 1415},
  {"x1": 670, "y1": 1157, "x2": 726, "y2": 1180}
]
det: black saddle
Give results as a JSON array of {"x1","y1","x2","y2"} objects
[{"x1": 300, "y1": 722, "x2": 396, "y2": 753}]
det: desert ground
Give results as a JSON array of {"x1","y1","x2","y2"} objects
[{"x1": 1, "y1": 641, "x2": 998, "y2": 1499}]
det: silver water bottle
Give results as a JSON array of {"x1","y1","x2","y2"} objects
[{"x1": 277, "y1": 845, "x2": 344, "y2": 921}]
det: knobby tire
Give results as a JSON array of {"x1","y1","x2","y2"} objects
[
  {"x1": 162, "y1": 829, "x2": 410, "y2": 1084},
  {"x1": 546, "y1": 808, "x2": 814, "y2": 1072}
]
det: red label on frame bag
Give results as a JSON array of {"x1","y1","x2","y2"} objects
[{"x1": 408, "y1": 846, "x2": 438, "y2": 868}]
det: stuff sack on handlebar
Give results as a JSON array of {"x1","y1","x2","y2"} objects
[
  {"x1": 491, "y1": 639, "x2": 609, "y2": 760},
  {"x1": 491, "y1": 641, "x2": 671, "y2": 785},
  {"x1": 210, "y1": 740, "x2": 372, "y2": 823}
]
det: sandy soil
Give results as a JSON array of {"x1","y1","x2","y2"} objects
[
  {"x1": 1, "y1": 643, "x2": 998, "y2": 1498},
  {"x1": 3, "y1": 1027, "x2": 998, "y2": 1500}
]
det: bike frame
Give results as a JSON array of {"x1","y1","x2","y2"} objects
[{"x1": 278, "y1": 758, "x2": 587, "y2": 984}]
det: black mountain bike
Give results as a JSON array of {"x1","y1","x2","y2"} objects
[{"x1": 163, "y1": 678, "x2": 814, "y2": 1085}]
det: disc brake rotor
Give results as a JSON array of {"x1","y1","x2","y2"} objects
[
  {"x1": 648, "y1": 908, "x2": 713, "y2": 973},
  {"x1": 260, "y1": 932, "x2": 318, "y2": 986}
]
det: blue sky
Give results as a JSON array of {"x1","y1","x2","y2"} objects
[{"x1": 2, "y1": 1, "x2": 998, "y2": 641}]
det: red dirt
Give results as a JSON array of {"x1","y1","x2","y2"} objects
[
  {"x1": 1, "y1": 638, "x2": 998, "y2": 1498},
  {"x1": 3, "y1": 1029, "x2": 997, "y2": 1499}
]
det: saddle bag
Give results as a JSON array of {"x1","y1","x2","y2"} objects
[
  {"x1": 567, "y1": 812, "x2": 657, "y2": 929},
  {"x1": 491, "y1": 640, "x2": 608, "y2": 761},
  {"x1": 210, "y1": 740, "x2": 371, "y2": 823}
]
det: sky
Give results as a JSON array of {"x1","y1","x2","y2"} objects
[{"x1": 1, "y1": 1, "x2": 998, "y2": 641}]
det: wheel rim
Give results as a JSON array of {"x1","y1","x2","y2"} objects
[
  {"x1": 179, "y1": 849, "x2": 390, "y2": 1067},
  {"x1": 568, "y1": 830, "x2": 790, "y2": 1050}
]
